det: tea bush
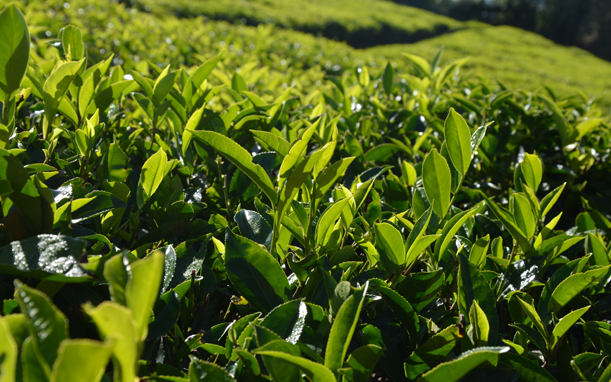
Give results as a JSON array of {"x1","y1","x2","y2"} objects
[{"x1": 1, "y1": 2, "x2": 611, "y2": 382}]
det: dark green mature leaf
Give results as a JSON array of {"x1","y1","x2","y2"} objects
[
  {"x1": 404, "y1": 325, "x2": 461, "y2": 380},
  {"x1": 325, "y1": 281, "x2": 369, "y2": 372},
  {"x1": 483, "y1": 195, "x2": 532, "y2": 253},
  {"x1": 383, "y1": 62, "x2": 394, "y2": 95},
  {"x1": 0, "y1": 149, "x2": 53, "y2": 239},
  {"x1": 500, "y1": 353, "x2": 557, "y2": 382},
  {"x1": 397, "y1": 270, "x2": 444, "y2": 312},
  {"x1": 0, "y1": 4, "x2": 30, "y2": 100},
  {"x1": 50, "y1": 340, "x2": 112, "y2": 382},
  {"x1": 235, "y1": 209, "x2": 273, "y2": 251},
  {"x1": 260, "y1": 300, "x2": 308, "y2": 344},
  {"x1": 189, "y1": 130, "x2": 277, "y2": 205},
  {"x1": 376, "y1": 285, "x2": 419, "y2": 341},
  {"x1": 458, "y1": 254, "x2": 499, "y2": 344},
  {"x1": 189, "y1": 357, "x2": 236, "y2": 382},
  {"x1": 14, "y1": 280, "x2": 68, "y2": 370},
  {"x1": 444, "y1": 108, "x2": 472, "y2": 174},
  {"x1": 107, "y1": 143, "x2": 131, "y2": 182},
  {"x1": 0, "y1": 235, "x2": 88, "y2": 281},
  {"x1": 422, "y1": 149, "x2": 451, "y2": 218},
  {"x1": 417, "y1": 347, "x2": 509, "y2": 382},
  {"x1": 224, "y1": 230, "x2": 290, "y2": 313}
]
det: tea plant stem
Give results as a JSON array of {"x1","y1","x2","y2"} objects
[{"x1": 496, "y1": 240, "x2": 518, "y2": 299}]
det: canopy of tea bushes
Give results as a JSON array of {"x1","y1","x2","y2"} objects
[{"x1": 1, "y1": 1, "x2": 611, "y2": 381}]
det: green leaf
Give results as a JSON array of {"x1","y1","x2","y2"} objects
[
  {"x1": 404, "y1": 325, "x2": 461, "y2": 379},
  {"x1": 224, "y1": 230, "x2": 290, "y2": 313},
  {"x1": 469, "y1": 234, "x2": 490, "y2": 268},
  {"x1": 444, "y1": 108, "x2": 472, "y2": 174},
  {"x1": 347, "y1": 344, "x2": 383, "y2": 375},
  {"x1": 587, "y1": 233, "x2": 609, "y2": 266},
  {"x1": 278, "y1": 122, "x2": 318, "y2": 184},
  {"x1": 397, "y1": 270, "x2": 444, "y2": 312},
  {"x1": 316, "y1": 197, "x2": 352, "y2": 247},
  {"x1": 313, "y1": 157, "x2": 355, "y2": 208},
  {"x1": 236, "y1": 350, "x2": 261, "y2": 377},
  {"x1": 253, "y1": 339, "x2": 302, "y2": 381},
  {"x1": 0, "y1": 317, "x2": 17, "y2": 382},
  {"x1": 383, "y1": 62, "x2": 394, "y2": 95},
  {"x1": 515, "y1": 296, "x2": 549, "y2": 343},
  {"x1": 469, "y1": 300, "x2": 490, "y2": 346},
  {"x1": 126, "y1": 251, "x2": 165, "y2": 341},
  {"x1": 254, "y1": 350, "x2": 336, "y2": 382},
  {"x1": 402, "y1": 160, "x2": 417, "y2": 187},
  {"x1": 549, "y1": 266, "x2": 610, "y2": 314},
  {"x1": 540, "y1": 183, "x2": 565, "y2": 218},
  {"x1": 500, "y1": 353, "x2": 557, "y2": 382},
  {"x1": 405, "y1": 207, "x2": 433, "y2": 265},
  {"x1": 375, "y1": 222, "x2": 405, "y2": 268},
  {"x1": 470, "y1": 124, "x2": 488, "y2": 155},
  {"x1": 252, "y1": 130, "x2": 291, "y2": 157},
  {"x1": 107, "y1": 143, "x2": 131, "y2": 182},
  {"x1": 573, "y1": 118, "x2": 602, "y2": 142},
  {"x1": 402, "y1": 53, "x2": 431, "y2": 77},
  {"x1": 85, "y1": 302, "x2": 138, "y2": 382},
  {"x1": 513, "y1": 193, "x2": 536, "y2": 239},
  {"x1": 0, "y1": 235, "x2": 88, "y2": 281},
  {"x1": 376, "y1": 285, "x2": 419, "y2": 341},
  {"x1": 189, "y1": 130, "x2": 277, "y2": 205},
  {"x1": 540, "y1": 95, "x2": 573, "y2": 146},
  {"x1": 181, "y1": 104, "x2": 205, "y2": 156},
  {"x1": 189, "y1": 357, "x2": 236, "y2": 382},
  {"x1": 42, "y1": 59, "x2": 86, "y2": 136},
  {"x1": 325, "y1": 281, "x2": 369, "y2": 372},
  {"x1": 483, "y1": 195, "x2": 532, "y2": 253},
  {"x1": 137, "y1": 149, "x2": 168, "y2": 208},
  {"x1": 422, "y1": 149, "x2": 451, "y2": 218},
  {"x1": 14, "y1": 280, "x2": 68, "y2": 370},
  {"x1": 60, "y1": 25, "x2": 85, "y2": 61},
  {"x1": 434, "y1": 207, "x2": 478, "y2": 263},
  {"x1": 235, "y1": 209, "x2": 273, "y2": 252},
  {"x1": 520, "y1": 153, "x2": 543, "y2": 192},
  {"x1": 417, "y1": 347, "x2": 509, "y2": 382},
  {"x1": 50, "y1": 340, "x2": 112, "y2": 382},
  {"x1": 183, "y1": 52, "x2": 222, "y2": 105},
  {"x1": 152, "y1": 65, "x2": 177, "y2": 107},
  {"x1": 0, "y1": 4, "x2": 30, "y2": 100},
  {"x1": 260, "y1": 300, "x2": 307, "y2": 344},
  {"x1": 551, "y1": 306, "x2": 590, "y2": 347},
  {"x1": 458, "y1": 254, "x2": 499, "y2": 345}
]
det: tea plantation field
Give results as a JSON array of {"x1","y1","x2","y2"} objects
[{"x1": 1, "y1": 0, "x2": 611, "y2": 381}]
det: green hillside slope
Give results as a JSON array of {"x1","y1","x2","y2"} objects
[
  {"x1": 367, "y1": 25, "x2": 611, "y2": 104},
  {"x1": 136, "y1": 0, "x2": 463, "y2": 48}
]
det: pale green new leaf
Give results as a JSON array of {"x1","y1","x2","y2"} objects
[
  {"x1": 444, "y1": 108, "x2": 472, "y2": 174},
  {"x1": 137, "y1": 149, "x2": 168, "y2": 208},
  {"x1": 469, "y1": 300, "x2": 490, "y2": 346},
  {"x1": 126, "y1": 251, "x2": 164, "y2": 340},
  {"x1": 417, "y1": 347, "x2": 509, "y2": 382},
  {"x1": 50, "y1": 340, "x2": 112, "y2": 382},
  {"x1": 85, "y1": 302, "x2": 138, "y2": 382},
  {"x1": 375, "y1": 222, "x2": 405, "y2": 268},
  {"x1": 422, "y1": 149, "x2": 451, "y2": 218}
]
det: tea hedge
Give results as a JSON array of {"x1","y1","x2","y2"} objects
[{"x1": 1, "y1": 3, "x2": 611, "y2": 382}]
